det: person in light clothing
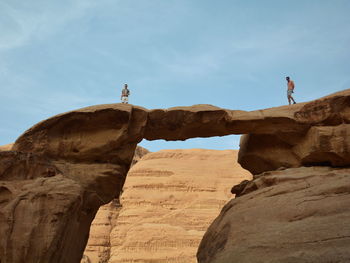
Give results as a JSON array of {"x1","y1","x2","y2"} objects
[
  {"x1": 286, "y1": 76, "x2": 296, "y2": 105},
  {"x1": 121, "y1": 84, "x2": 130, "y2": 104}
]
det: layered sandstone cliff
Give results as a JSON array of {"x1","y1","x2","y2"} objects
[
  {"x1": 82, "y1": 149, "x2": 251, "y2": 263},
  {"x1": 82, "y1": 147, "x2": 149, "y2": 263},
  {"x1": 0, "y1": 89, "x2": 349, "y2": 263},
  {"x1": 108, "y1": 149, "x2": 251, "y2": 263}
]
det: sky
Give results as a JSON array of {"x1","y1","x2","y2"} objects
[{"x1": 0, "y1": 0, "x2": 349, "y2": 152}]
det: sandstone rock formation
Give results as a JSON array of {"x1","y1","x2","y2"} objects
[
  {"x1": 0, "y1": 151, "x2": 90, "y2": 263},
  {"x1": 1, "y1": 105, "x2": 147, "y2": 263},
  {"x1": 0, "y1": 143, "x2": 13, "y2": 151},
  {"x1": 0, "y1": 89, "x2": 349, "y2": 262},
  {"x1": 107, "y1": 149, "x2": 251, "y2": 263},
  {"x1": 81, "y1": 200, "x2": 122, "y2": 263},
  {"x1": 238, "y1": 90, "x2": 350, "y2": 174},
  {"x1": 131, "y1": 145, "x2": 150, "y2": 166},
  {"x1": 82, "y1": 146, "x2": 149, "y2": 263},
  {"x1": 197, "y1": 166, "x2": 350, "y2": 263},
  {"x1": 13, "y1": 89, "x2": 350, "y2": 174}
]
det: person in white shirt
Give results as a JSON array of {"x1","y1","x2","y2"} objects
[{"x1": 121, "y1": 84, "x2": 130, "y2": 104}]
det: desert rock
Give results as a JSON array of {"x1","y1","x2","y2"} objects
[
  {"x1": 0, "y1": 144, "x2": 13, "y2": 151},
  {"x1": 106, "y1": 149, "x2": 251, "y2": 263},
  {"x1": 1, "y1": 105, "x2": 145, "y2": 263},
  {"x1": 197, "y1": 166, "x2": 350, "y2": 263},
  {"x1": 82, "y1": 146, "x2": 149, "y2": 263},
  {"x1": 238, "y1": 89, "x2": 350, "y2": 174},
  {"x1": 81, "y1": 200, "x2": 122, "y2": 263},
  {"x1": 0, "y1": 89, "x2": 349, "y2": 262},
  {"x1": 0, "y1": 151, "x2": 91, "y2": 263}
]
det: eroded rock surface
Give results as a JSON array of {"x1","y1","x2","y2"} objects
[
  {"x1": 197, "y1": 167, "x2": 350, "y2": 263},
  {"x1": 107, "y1": 149, "x2": 251, "y2": 263},
  {"x1": 0, "y1": 143, "x2": 13, "y2": 151},
  {"x1": 0, "y1": 151, "x2": 91, "y2": 263},
  {"x1": 82, "y1": 146, "x2": 149, "y2": 263},
  {"x1": 81, "y1": 200, "x2": 121, "y2": 263},
  {"x1": 12, "y1": 89, "x2": 350, "y2": 176},
  {"x1": 1, "y1": 105, "x2": 146, "y2": 263},
  {"x1": 238, "y1": 90, "x2": 350, "y2": 174},
  {"x1": 0, "y1": 89, "x2": 349, "y2": 262},
  {"x1": 239, "y1": 124, "x2": 350, "y2": 175}
]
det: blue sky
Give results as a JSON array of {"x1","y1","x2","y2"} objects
[{"x1": 1, "y1": 0, "x2": 349, "y2": 151}]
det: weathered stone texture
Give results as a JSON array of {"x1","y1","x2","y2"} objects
[
  {"x1": 82, "y1": 146, "x2": 149, "y2": 263},
  {"x1": 108, "y1": 149, "x2": 251, "y2": 263},
  {"x1": 197, "y1": 167, "x2": 350, "y2": 263},
  {"x1": 0, "y1": 89, "x2": 349, "y2": 263}
]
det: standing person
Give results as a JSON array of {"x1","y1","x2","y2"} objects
[
  {"x1": 286, "y1": 76, "x2": 296, "y2": 105},
  {"x1": 121, "y1": 84, "x2": 130, "y2": 104}
]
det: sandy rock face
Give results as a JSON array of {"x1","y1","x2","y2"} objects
[
  {"x1": 131, "y1": 145, "x2": 150, "y2": 166},
  {"x1": 82, "y1": 146, "x2": 149, "y2": 263},
  {"x1": 0, "y1": 144, "x2": 13, "y2": 151},
  {"x1": 108, "y1": 149, "x2": 251, "y2": 263},
  {"x1": 197, "y1": 167, "x2": 350, "y2": 263},
  {"x1": 81, "y1": 200, "x2": 122, "y2": 263},
  {"x1": 0, "y1": 151, "x2": 91, "y2": 263}
]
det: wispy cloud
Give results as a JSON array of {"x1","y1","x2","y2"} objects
[{"x1": 0, "y1": 0, "x2": 98, "y2": 50}]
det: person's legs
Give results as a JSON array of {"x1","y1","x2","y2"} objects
[
  {"x1": 290, "y1": 95, "x2": 296, "y2": 104},
  {"x1": 287, "y1": 90, "x2": 291, "y2": 105},
  {"x1": 287, "y1": 90, "x2": 296, "y2": 105}
]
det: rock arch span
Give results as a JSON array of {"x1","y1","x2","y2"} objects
[{"x1": 0, "y1": 89, "x2": 349, "y2": 262}]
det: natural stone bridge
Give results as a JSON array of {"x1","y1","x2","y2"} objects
[{"x1": 0, "y1": 89, "x2": 349, "y2": 262}]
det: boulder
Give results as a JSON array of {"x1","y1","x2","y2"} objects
[{"x1": 197, "y1": 167, "x2": 350, "y2": 263}]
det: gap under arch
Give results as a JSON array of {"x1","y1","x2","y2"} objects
[{"x1": 139, "y1": 134, "x2": 242, "y2": 152}]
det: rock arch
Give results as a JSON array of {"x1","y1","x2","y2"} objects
[{"x1": 0, "y1": 89, "x2": 349, "y2": 262}]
